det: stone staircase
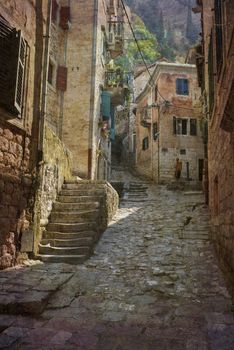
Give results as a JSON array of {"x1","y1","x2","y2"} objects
[
  {"x1": 122, "y1": 182, "x2": 149, "y2": 202},
  {"x1": 37, "y1": 181, "x2": 106, "y2": 264}
]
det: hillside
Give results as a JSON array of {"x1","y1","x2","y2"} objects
[{"x1": 125, "y1": 0, "x2": 201, "y2": 60}]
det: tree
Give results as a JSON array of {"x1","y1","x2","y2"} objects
[{"x1": 115, "y1": 15, "x2": 161, "y2": 71}]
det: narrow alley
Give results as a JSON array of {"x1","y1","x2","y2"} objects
[{"x1": 0, "y1": 170, "x2": 234, "y2": 349}]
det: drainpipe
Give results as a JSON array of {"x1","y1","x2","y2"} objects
[
  {"x1": 38, "y1": 0, "x2": 52, "y2": 156},
  {"x1": 59, "y1": 0, "x2": 70, "y2": 139},
  {"x1": 88, "y1": 0, "x2": 99, "y2": 179},
  {"x1": 157, "y1": 105, "x2": 160, "y2": 184},
  {"x1": 150, "y1": 85, "x2": 154, "y2": 180}
]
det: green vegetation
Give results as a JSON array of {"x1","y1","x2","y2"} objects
[{"x1": 115, "y1": 15, "x2": 161, "y2": 71}]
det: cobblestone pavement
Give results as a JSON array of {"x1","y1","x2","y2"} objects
[{"x1": 1, "y1": 182, "x2": 234, "y2": 349}]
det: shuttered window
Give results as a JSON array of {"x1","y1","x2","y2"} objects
[
  {"x1": 60, "y1": 6, "x2": 71, "y2": 30},
  {"x1": 190, "y1": 119, "x2": 197, "y2": 136},
  {"x1": 101, "y1": 91, "x2": 111, "y2": 119},
  {"x1": 52, "y1": 0, "x2": 59, "y2": 23},
  {"x1": 56, "y1": 65, "x2": 67, "y2": 91},
  {"x1": 208, "y1": 33, "x2": 215, "y2": 116},
  {"x1": 173, "y1": 117, "x2": 188, "y2": 135},
  {"x1": 0, "y1": 16, "x2": 27, "y2": 117},
  {"x1": 214, "y1": 0, "x2": 223, "y2": 73},
  {"x1": 0, "y1": 15, "x2": 12, "y2": 105},
  {"x1": 142, "y1": 137, "x2": 149, "y2": 150},
  {"x1": 153, "y1": 122, "x2": 158, "y2": 140},
  {"x1": 176, "y1": 78, "x2": 189, "y2": 95}
]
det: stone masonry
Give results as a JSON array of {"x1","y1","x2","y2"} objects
[
  {"x1": 0, "y1": 171, "x2": 233, "y2": 349},
  {"x1": 0, "y1": 0, "x2": 37, "y2": 269},
  {"x1": 195, "y1": 0, "x2": 234, "y2": 284}
]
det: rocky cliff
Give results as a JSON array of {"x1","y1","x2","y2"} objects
[{"x1": 125, "y1": 0, "x2": 201, "y2": 59}]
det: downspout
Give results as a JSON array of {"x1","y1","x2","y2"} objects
[
  {"x1": 150, "y1": 85, "x2": 153, "y2": 180},
  {"x1": 88, "y1": 0, "x2": 99, "y2": 179},
  {"x1": 59, "y1": 0, "x2": 70, "y2": 139},
  {"x1": 33, "y1": 0, "x2": 51, "y2": 253},
  {"x1": 38, "y1": 0, "x2": 52, "y2": 156},
  {"x1": 157, "y1": 105, "x2": 160, "y2": 184}
]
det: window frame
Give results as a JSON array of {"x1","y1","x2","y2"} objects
[
  {"x1": 176, "y1": 78, "x2": 189, "y2": 96},
  {"x1": 190, "y1": 118, "x2": 197, "y2": 136},
  {"x1": 0, "y1": 17, "x2": 28, "y2": 118},
  {"x1": 173, "y1": 117, "x2": 188, "y2": 136},
  {"x1": 142, "y1": 136, "x2": 149, "y2": 151},
  {"x1": 47, "y1": 58, "x2": 57, "y2": 88}
]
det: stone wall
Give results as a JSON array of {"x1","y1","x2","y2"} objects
[
  {"x1": 99, "y1": 182, "x2": 119, "y2": 232},
  {"x1": 0, "y1": 122, "x2": 32, "y2": 269},
  {"x1": 33, "y1": 124, "x2": 74, "y2": 252},
  {"x1": 0, "y1": 0, "x2": 37, "y2": 269},
  {"x1": 201, "y1": 0, "x2": 234, "y2": 277}
]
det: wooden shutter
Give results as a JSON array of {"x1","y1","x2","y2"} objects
[
  {"x1": 190, "y1": 119, "x2": 197, "y2": 136},
  {"x1": 60, "y1": 6, "x2": 71, "y2": 30},
  {"x1": 182, "y1": 79, "x2": 189, "y2": 95},
  {"x1": 173, "y1": 116, "x2": 177, "y2": 134},
  {"x1": 176, "y1": 79, "x2": 181, "y2": 94},
  {"x1": 0, "y1": 15, "x2": 13, "y2": 106},
  {"x1": 101, "y1": 91, "x2": 111, "y2": 119},
  {"x1": 10, "y1": 30, "x2": 26, "y2": 116},
  {"x1": 56, "y1": 65, "x2": 67, "y2": 91},
  {"x1": 0, "y1": 18, "x2": 26, "y2": 116},
  {"x1": 52, "y1": 0, "x2": 58, "y2": 23}
]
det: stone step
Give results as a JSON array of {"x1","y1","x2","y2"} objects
[
  {"x1": 63, "y1": 183, "x2": 105, "y2": 190},
  {"x1": 53, "y1": 201, "x2": 100, "y2": 211},
  {"x1": 39, "y1": 244, "x2": 91, "y2": 256},
  {"x1": 60, "y1": 189, "x2": 104, "y2": 196},
  {"x1": 58, "y1": 195, "x2": 103, "y2": 203},
  {"x1": 128, "y1": 194, "x2": 148, "y2": 198},
  {"x1": 37, "y1": 254, "x2": 87, "y2": 264},
  {"x1": 47, "y1": 222, "x2": 97, "y2": 232},
  {"x1": 50, "y1": 210, "x2": 99, "y2": 223},
  {"x1": 41, "y1": 236, "x2": 94, "y2": 247},
  {"x1": 44, "y1": 230, "x2": 98, "y2": 240}
]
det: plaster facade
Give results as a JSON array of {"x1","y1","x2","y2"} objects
[{"x1": 135, "y1": 62, "x2": 204, "y2": 184}]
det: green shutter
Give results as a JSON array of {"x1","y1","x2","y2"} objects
[{"x1": 101, "y1": 91, "x2": 111, "y2": 119}]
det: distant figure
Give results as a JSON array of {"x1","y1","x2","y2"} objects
[{"x1": 175, "y1": 158, "x2": 182, "y2": 179}]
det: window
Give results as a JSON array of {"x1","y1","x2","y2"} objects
[
  {"x1": 154, "y1": 85, "x2": 158, "y2": 102},
  {"x1": 153, "y1": 122, "x2": 158, "y2": 140},
  {"x1": 208, "y1": 33, "x2": 215, "y2": 116},
  {"x1": 180, "y1": 149, "x2": 186, "y2": 155},
  {"x1": 190, "y1": 119, "x2": 197, "y2": 136},
  {"x1": 214, "y1": 0, "x2": 223, "y2": 72},
  {"x1": 176, "y1": 78, "x2": 189, "y2": 95},
  {"x1": 0, "y1": 16, "x2": 28, "y2": 117},
  {"x1": 52, "y1": 0, "x2": 59, "y2": 24},
  {"x1": 142, "y1": 137, "x2": 149, "y2": 150},
  {"x1": 48, "y1": 62, "x2": 53, "y2": 85},
  {"x1": 173, "y1": 117, "x2": 188, "y2": 135}
]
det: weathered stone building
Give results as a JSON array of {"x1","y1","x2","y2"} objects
[
  {"x1": 135, "y1": 62, "x2": 204, "y2": 184},
  {"x1": 194, "y1": 0, "x2": 234, "y2": 278},
  {"x1": 0, "y1": 0, "x2": 124, "y2": 268},
  {"x1": 0, "y1": 0, "x2": 38, "y2": 269}
]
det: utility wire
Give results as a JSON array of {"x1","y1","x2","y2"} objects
[
  {"x1": 120, "y1": 0, "x2": 202, "y2": 112},
  {"x1": 120, "y1": 0, "x2": 167, "y2": 103}
]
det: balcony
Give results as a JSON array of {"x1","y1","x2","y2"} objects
[
  {"x1": 107, "y1": 21, "x2": 124, "y2": 58},
  {"x1": 105, "y1": 68, "x2": 130, "y2": 106},
  {"x1": 140, "y1": 107, "x2": 151, "y2": 128},
  {"x1": 107, "y1": 1, "x2": 124, "y2": 59}
]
